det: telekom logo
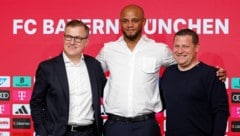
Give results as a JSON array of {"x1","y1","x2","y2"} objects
[
  {"x1": 18, "y1": 91, "x2": 26, "y2": 100},
  {"x1": 231, "y1": 106, "x2": 240, "y2": 118},
  {"x1": 0, "y1": 104, "x2": 10, "y2": 115},
  {"x1": 13, "y1": 90, "x2": 31, "y2": 102},
  {"x1": 0, "y1": 105, "x2": 5, "y2": 114}
]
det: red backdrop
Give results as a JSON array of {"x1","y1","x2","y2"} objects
[{"x1": 1, "y1": 0, "x2": 240, "y2": 135}]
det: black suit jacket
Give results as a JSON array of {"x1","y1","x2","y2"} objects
[{"x1": 30, "y1": 54, "x2": 106, "y2": 136}]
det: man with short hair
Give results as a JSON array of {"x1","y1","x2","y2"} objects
[
  {"x1": 160, "y1": 28, "x2": 229, "y2": 136},
  {"x1": 97, "y1": 4, "x2": 227, "y2": 136},
  {"x1": 30, "y1": 20, "x2": 106, "y2": 136}
]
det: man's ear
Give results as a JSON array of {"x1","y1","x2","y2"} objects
[
  {"x1": 195, "y1": 43, "x2": 200, "y2": 52},
  {"x1": 84, "y1": 39, "x2": 89, "y2": 48}
]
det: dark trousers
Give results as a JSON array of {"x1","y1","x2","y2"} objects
[
  {"x1": 64, "y1": 126, "x2": 97, "y2": 136},
  {"x1": 103, "y1": 118, "x2": 161, "y2": 136}
]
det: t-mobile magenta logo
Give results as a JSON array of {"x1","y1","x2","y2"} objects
[
  {"x1": 18, "y1": 91, "x2": 26, "y2": 100},
  {"x1": 13, "y1": 90, "x2": 31, "y2": 102},
  {"x1": 0, "y1": 105, "x2": 10, "y2": 115},
  {"x1": 0, "y1": 105, "x2": 5, "y2": 114}
]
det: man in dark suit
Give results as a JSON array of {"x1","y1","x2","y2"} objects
[{"x1": 30, "y1": 20, "x2": 106, "y2": 136}]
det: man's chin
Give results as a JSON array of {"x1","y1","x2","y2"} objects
[
  {"x1": 126, "y1": 35, "x2": 138, "y2": 41},
  {"x1": 126, "y1": 34, "x2": 135, "y2": 37}
]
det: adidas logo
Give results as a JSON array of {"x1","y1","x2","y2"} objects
[
  {"x1": 12, "y1": 104, "x2": 30, "y2": 115},
  {"x1": 15, "y1": 105, "x2": 28, "y2": 114}
]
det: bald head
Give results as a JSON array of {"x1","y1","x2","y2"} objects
[
  {"x1": 119, "y1": 4, "x2": 146, "y2": 42},
  {"x1": 120, "y1": 4, "x2": 145, "y2": 19}
]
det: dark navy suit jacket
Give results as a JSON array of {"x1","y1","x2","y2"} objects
[{"x1": 30, "y1": 54, "x2": 106, "y2": 136}]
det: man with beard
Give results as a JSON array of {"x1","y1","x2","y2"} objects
[{"x1": 96, "y1": 4, "x2": 226, "y2": 136}]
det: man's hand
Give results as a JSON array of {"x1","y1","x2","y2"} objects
[{"x1": 216, "y1": 66, "x2": 227, "y2": 82}]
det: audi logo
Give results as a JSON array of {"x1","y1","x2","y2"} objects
[
  {"x1": 232, "y1": 93, "x2": 240, "y2": 103},
  {"x1": 0, "y1": 91, "x2": 10, "y2": 100}
]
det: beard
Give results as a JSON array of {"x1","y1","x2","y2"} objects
[{"x1": 122, "y1": 28, "x2": 142, "y2": 41}]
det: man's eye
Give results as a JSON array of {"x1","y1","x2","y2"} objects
[
  {"x1": 121, "y1": 20, "x2": 128, "y2": 23},
  {"x1": 65, "y1": 35, "x2": 72, "y2": 38},
  {"x1": 132, "y1": 19, "x2": 140, "y2": 23}
]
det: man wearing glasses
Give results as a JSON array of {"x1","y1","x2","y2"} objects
[{"x1": 30, "y1": 20, "x2": 106, "y2": 136}]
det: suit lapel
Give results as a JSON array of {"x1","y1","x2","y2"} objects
[{"x1": 54, "y1": 54, "x2": 69, "y2": 101}]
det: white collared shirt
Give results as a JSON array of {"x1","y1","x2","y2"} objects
[
  {"x1": 63, "y1": 52, "x2": 94, "y2": 125},
  {"x1": 97, "y1": 35, "x2": 176, "y2": 117}
]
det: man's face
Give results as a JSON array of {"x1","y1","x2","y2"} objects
[
  {"x1": 173, "y1": 35, "x2": 199, "y2": 70},
  {"x1": 63, "y1": 26, "x2": 88, "y2": 58},
  {"x1": 120, "y1": 7, "x2": 146, "y2": 41}
]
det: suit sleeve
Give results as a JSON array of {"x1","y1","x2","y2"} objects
[
  {"x1": 30, "y1": 63, "x2": 49, "y2": 133},
  {"x1": 97, "y1": 60, "x2": 107, "y2": 97}
]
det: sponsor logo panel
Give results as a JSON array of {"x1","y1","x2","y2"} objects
[
  {"x1": 12, "y1": 118, "x2": 31, "y2": 129},
  {"x1": 231, "y1": 106, "x2": 240, "y2": 118},
  {"x1": 13, "y1": 90, "x2": 31, "y2": 102},
  {"x1": 0, "y1": 104, "x2": 10, "y2": 115},
  {"x1": 12, "y1": 104, "x2": 30, "y2": 115},
  {"x1": 231, "y1": 121, "x2": 240, "y2": 132},
  {"x1": 0, "y1": 76, "x2": 10, "y2": 87},
  {"x1": 232, "y1": 92, "x2": 240, "y2": 103},
  {"x1": 0, "y1": 118, "x2": 10, "y2": 129},
  {"x1": 0, "y1": 131, "x2": 10, "y2": 136},
  {"x1": 231, "y1": 78, "x2": 240, "y2": 89},
  {"x1": 0, "y1": 90, "x2": 10, "y2": 101},
  {"x1": 13, "y1": 76, "x2": 31, "y2": 88}
]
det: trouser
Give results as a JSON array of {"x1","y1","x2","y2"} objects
[
  {"x1": 64, "y1": 124, "x2": 97, "y2": 136},
  {"x1": 103, "y1": 114, "x2": 161, "y2": 136}
]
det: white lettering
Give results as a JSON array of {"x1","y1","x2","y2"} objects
[
  {"x1": 158, "y1": 19, "x2": 172, "y2": 34},
  {"x1": 173, "y1": 18, "x2": 187, "y2": 33},
  {"x1": 188, "y1": 19, "x2": 201, "y2": 34},
  {"x1": 43, "y1": 19, "x2": 54, "y2": 34},
  {"x1": 92, "y1": 19, "x2": 104, "y2": 34},
  {"x1": 13, "y1": 19, "x2": 23, "y2": 34},
  {"x1": 55, "y1": 19, "x2": 65, "y2": 34},
  {"x1": 144, "y1": 19, "x2": 157, "y2": 34},
  {"x1": 215, "y1": 19, "x2": 229, "y2": 34},
  {"x1": 13, "y1": 19, "x2": 37, "y2": 34},
  {"x1": 203, "y1": 19, "x2": 214, "y2": 34},
  {"x1": 106, "y1": 19, "x2": 119, "y2": 34},
  {"x1": 13, "y1": 18, "x2": 230, "y2": 35}
]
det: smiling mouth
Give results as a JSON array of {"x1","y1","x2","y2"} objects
[{"x1": 68, "y1": 45, "x2": 77, "y2": 49}]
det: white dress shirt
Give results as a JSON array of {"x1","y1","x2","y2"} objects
[
  {"x1": 97, "y1": 35, "x2": 176, "y2": 117},
  {"x1": 63, "y1": 52, "x2": 94, "y2": 125}
]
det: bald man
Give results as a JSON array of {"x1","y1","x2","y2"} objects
[
  {"x1": 97, "y1": 4, "x2": 173, "y2": 136},
  {"x1": 97, "y1": 4, "x2": 226, "y2": 136}
]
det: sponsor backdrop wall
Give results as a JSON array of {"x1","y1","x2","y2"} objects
[{"x1": 1, "y1": 0, "x2": 239, "y2": 135}]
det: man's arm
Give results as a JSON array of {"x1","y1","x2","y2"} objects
[
  {"x1": 96, "y1": 46, "x2": 108, "y2": 72},
  {"x1": 30, "y1": 64, "x2": 48, "y2": 134},
  {"x1": 210, "y1": 76, "x2": 229, "y2": 136}
]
